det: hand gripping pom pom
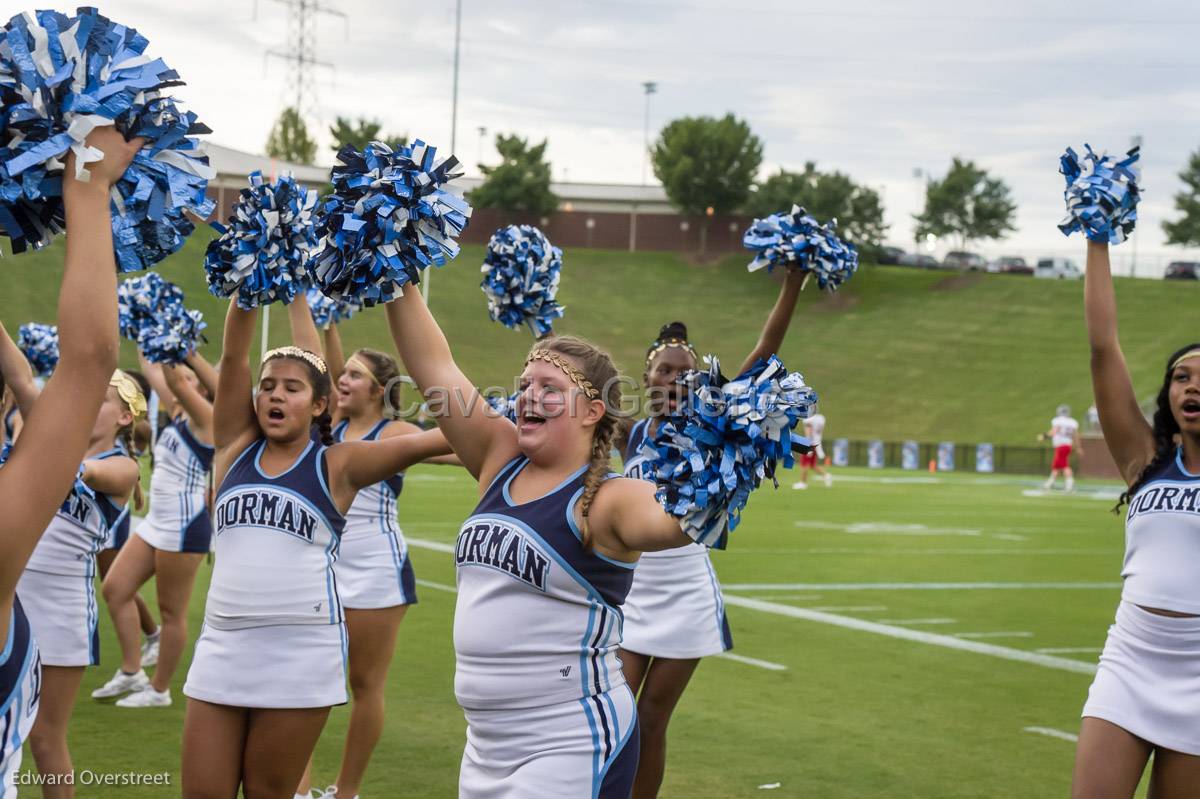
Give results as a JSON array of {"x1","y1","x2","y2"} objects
[
  {"x1": 306, "y1": 287, "x2": 361, "y2": 329},
  {"x1": 309, "y1": 140, "x2": 472, "y2": 307},
  {"x1": 480, "y1": 225, "x2": 564, "y2": 337},
  {"x1": 1058, "y1": 144, "x2": 1141, "y2": 244},
  {"x1": 641, "y1": 355, "x2": 817, "y2": 548},
  {"x1": 17, "y1": 322, "x2": 58, "y2": 376},
  {"x1": 204, "y1": 171, "x2": 319, "y2": 308},
  {"x1": 117, "y1": 272, "x2": 205, "y2": 363},
  {"x1": 0, "y1": 8, "x2": 215, "y2": 269},
  {"x1": 743, "y1": 205, "x2": 859, "y2": 291}
]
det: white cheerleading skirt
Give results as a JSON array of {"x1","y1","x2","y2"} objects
[
  {"x1": 334, "y1": 527, "x2": 418, "y2": 610},
  {"x1": 135, "y1": 497, "x2": 212, "y2": 554},
  {"x1": 15, "y1": 569, "x2": 98, "y2": 667},
  {"x1": 1082, "y1": 601, "x2": 1200, "y2": 755},
  {"x1": 459, "y1": 686, "x2": 639, "y2": 799},
  {"x1": 621, "y1": 545, "x2": 732, "y2": 659},
  {"x1": 183, "y1": 621, "x2": 348, "y2": 709}
]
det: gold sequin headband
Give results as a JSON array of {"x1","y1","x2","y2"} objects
[
  {"x1": 263, "y1": 346, "x2": 327, "y2": 375},
  {"x1": 645, "y1": 337, "x2": 696, "y2": 366},
  {"x1": 1172, "y1": 350, "x2": 1200, "y2": 371},
  {"x1": 526, "y1": 349, "x2": 599, "y2": 399},
  {"x1": 109, "y1": 371, "x2": 146, "y2": 419},
  {"x1": 344, "y1": 355, "x2": 381, "y2": 386}
]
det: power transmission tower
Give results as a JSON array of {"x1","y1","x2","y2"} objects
[{"x1": 260, "y1": 0, "x2": 347, "y2": 120}]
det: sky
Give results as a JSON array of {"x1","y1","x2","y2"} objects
[{"x1": 84, "y1": 0, "x2": 1200, "y2": 274}]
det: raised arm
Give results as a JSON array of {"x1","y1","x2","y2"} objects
[
  {"x1": 287, "y1": 292, "x2": 323, "y2": 355},
  {"x1": 214, "y1": 301, "x2": 260, "y2": 450},
  {"x1": 323, "y1": 323, "x2": 346, "y2": 386},
  {"x1": 0, "y1": 127, "x2": 139, "y2": 598},
  {"x1": 185, "y1": 351, "x2": 219, "y2": 397},
  {"x1": 81, "y1": 455, "x2": 140, "y2": 499},
  {"x1": 137, "y1": 353, "x2": 177, "y2": 416},
  {"x1": 737, "y1": 268, "x2": 805, "y2": 374},
  {"x1": 0, "y1": 325, "x2": 39, "y2": 416},
  {"x1": 385, "y1": 288, "x2": 519, "y2": 484},
  {"x1": 325, "y1": 428, "x2": 454, "y2": 512},
  {"x1": 162, "y1": 363, "x2": 214, "y2": 442},
  {"x1": 1084, "y1": 240, "x2": 1152, "y2": 481},
  {"x1": 590, "y1": 477, "x2": 689, "y2": 558}
]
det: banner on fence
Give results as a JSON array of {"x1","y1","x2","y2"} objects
[
  {"x1": 937, "y1": 442, "x2": 955, "y2": 472},
  {"x1": 976, "y1": 443, "x2": 995, "y2": 473},
  {"x1": 901, "y1": 441, "x2": 919, "y2": 470},
  {"x1": 832, "y1": 438, "x2": 849, "y2": 467},
  {"x1": 868, "y1": 440, "x2": 885, "y2": 469}
]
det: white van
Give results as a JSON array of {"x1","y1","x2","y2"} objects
[{"x1": 1035, "y1": 257, "x2": 1082, "y2": 280}]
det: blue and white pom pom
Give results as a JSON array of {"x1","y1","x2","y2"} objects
[
  {"x1": 484, "y1": 390, "x2": 519, "y2": 422},
  {"x1": 310, "y1": 140, "x2": 472, "y2": 307},
  {"x1": 743, "y1": 205, "x2": 859, "y2": 291},
  {"x1": 641, "y1": 355, "x2": 817, "y2": 548},
  {"x1": 204, "y1": 171, "x2": 319, "y2": 308},
  {"x1": 0, "y1": 8, "x2": 215, "y2": 269},
  {"x1": 17, "y1": 322, "x2": 58, "y2": 377},
  {"x1": 1058, "y1": 144, "x2": 1141, "y2": 244},
  {"x1": 117, "y1": 272, "x2": 205, "y2": 363},
  {"x1": 306, "y1": 287, "x2": 361, "y2": 329},
  {"x1": 480, "y1": 225, "x2": 564, "y2": 337}
]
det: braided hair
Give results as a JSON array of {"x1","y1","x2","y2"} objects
[
  {"x1": 263, "y1": 349, "x2": 334, "y2": 446},
  {"x1": 1113, "y1": 341, "x2": 1200, "y2": 513},
  {"x1": 530, "y1": 336, "x2": 622, "y2": 551}
]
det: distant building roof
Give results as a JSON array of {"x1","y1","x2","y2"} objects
[{"x1": 206, "y1": 142, "x2": 329, "y2": 186}]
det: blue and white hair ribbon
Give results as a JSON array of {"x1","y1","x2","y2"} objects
[
  {"x1": 480, "y1": 225, "x2": 564, "y2": 337},
  {"x1": 0, "y1": 8, "x2": 215, "y2": 269},
  {"x1": 310, "y1": 139, "x2": 472, "y2": 306},
  {"x1": 640, "y1": 354, "x2": 817, "y2": 547},
  {"x1": 1058, "y1": 144, "x2": 1140, "y2": 244}
]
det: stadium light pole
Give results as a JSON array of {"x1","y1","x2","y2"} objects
[
  {"x1": 630, "y1": 80, "x2": 657, "y2": 252},
  {"x1": 426, "y1": 0, "x2": 462, "y2": 304}
]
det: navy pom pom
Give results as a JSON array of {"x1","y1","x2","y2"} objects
[
  {"x1": 17, "y1": 322, "x2": 58, "y2": 376},
  {"x1": 1058, "y1": 144, "x2": 1141, "y2": 244},
  {"x1": 305, "y1": 287, "x2": 361, "y2": 329},
  {"x1": 204, "y1": 171, "x2": 319, "y2": 308},
  {"x1": 641, "y1": 355, "x2": 817, "y2": 547},
  {"x1": 743, "y1": 205, "x2": 859, "y2": 291},
  {"x1": 310, "y1": 140, "x2": 472, "y2": 307},
  {"x1": 0, "y1": 8, "x2": 215, "y2": 269},
  {"x1": 484, "y1": 390, "x2": 519, "y2": 422},
  {"x1": 480, "y1": 225, "x2": 564, "y2": 337},
  {"x1": 117, "y1": 272, "x2": 205, "y2": 363}
]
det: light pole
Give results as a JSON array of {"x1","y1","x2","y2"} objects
[
  {"x1": 426, "y1": 0, "x2": 462, "y2": 303},
  {"x1": 630, "y1": 80, "x2": 657, "y2": 252},
  {"x1": 476, "y1": 125, "x2": 487, "y2": 174}
]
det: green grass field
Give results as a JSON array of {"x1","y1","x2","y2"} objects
[{"x1": 31, "y1": 464, "x2": 1148, "y2": 798}]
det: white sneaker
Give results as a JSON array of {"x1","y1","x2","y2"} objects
[
  {"x1": 141, "y1": 632, "x2": 160, "y2": 668},
  {"x1": 116, "y1": 686, "x2": 171, "y2": 707},
  {"x1": 823, "y1": 473, "x2": 832, "y2": 488},
  {"x1": 792, "y1": 481, "x2": 808, "y2": 490},
  {"x1": 91, "y1": 669, "x2": 148, "y2": 699}
]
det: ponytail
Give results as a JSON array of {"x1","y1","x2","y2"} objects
[{"x1": 315, "y1": 409, "x2": 334, "y2": 447}]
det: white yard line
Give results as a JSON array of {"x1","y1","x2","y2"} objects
[
  {"x1": 720, "y1": 582, "x2": 1120, "y2": 591},
  {"x1": 721, "y1": 595, "x2": 1097, "y2": 675},
  {"x1": 753, "y1": 595, "x2": 824, "y2": 602},
  {"x1": 955, "y1": 631, "x2": 1034, "y2": 639},
  {"x1": 714, "y1": 653, "x2": 788, "y2": 672},
  {"x1": 877, "y1": 618, "x2": 957, "y2": 625},
  {"x1": 1035, "y1": 647, "x2": 1101, "y2": 654},
  {"x1": 794, "y1": 548, "x2": 1113, "y2": 556},
  {"x1": 415, "y1": 579, "x2": 458, "y2": 593},
  {"x1": 409, "y1": 537, "x2": 457, "y2": 554},
  {"x1": 1023, "y1": 726, "x2": 1079, "y2": 743},
  {"x1": 807, "y1": 606, "x2": 888, "y2": 612}
]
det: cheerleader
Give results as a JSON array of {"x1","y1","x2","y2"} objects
[
  {"x1": 618, "y1": 267, "x2": 804, "y2": 798},
  {"x1": 180, "y1": 299, "x2": 452, "y2": 798},
  {"x1": 95, "y1": 352, "x2": 219, "y2": 708},
  {"x1": 1072, "y1": 239, "x2": 1200, "y2": 796},
  {"x1": 385, "y1": 285, "x2": 699, "y2": 798}
]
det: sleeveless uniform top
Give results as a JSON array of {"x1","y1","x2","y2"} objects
[
  {"x1": 333, "y1": 419, "x2": 405, "y2": 542},
  {"x1": 454, "y1": 456, "x2": 635, "y2": 710},
  {"x1": 26, "y1": 447, "x2": 129, "y2": 577},
  {"x1": 625, "y1": 418, "x2": 709, "y2": 560},
  {"x1": 0, "y1": 597, "x2": 39, "y2": 784},
  {"x1": 207, "y1": 439, "x2": 346, "y2": 630},
  {"x1": 1122, "y1": 448, "x2": 1200, "y2": 615},
  {"x1": 148, "y1": 417, "x2": 213, "y2": 510}
]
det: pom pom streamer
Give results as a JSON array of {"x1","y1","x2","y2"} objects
[
  {"x1": 17, "y1": 321, "x2": 58, "y2": 376},
  {"x1": 310, "y1": 140, "x2": 472, "y2": 307},
  {"x1": 117, "y1": 271, "x2": 205, "y2": 363},
  {"x1": 641, "y1": 355, "x2": 817, "y2": 548},
  {"x1": 480, "y1": 225, "x2": 564, "y2": 337},
  {"x1": 1058, "y1": 144, "x2": 1141, "y2": 244},
  {"x1": 743, "y1": 205, "x2": 858, "y2": 291},
  {"x1": 306, "y1": 286, "x2": 360, "y2": 329},
  {"x1": 0, "y1": 8, "x2": 215, "y2": 269},
  {"x1": 484, "y1": 390, "x2": 519, "y2": 423},
  {"x1": 204, "y1": 171, "x2": 319, "y2": 308}
]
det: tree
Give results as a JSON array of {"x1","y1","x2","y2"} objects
[
  {"x1": 469, "y1": 134, "x2": 558, "y2": 215},
  {"x1": 328, "y1": 116, "x2": 407, "y2": 153},
  {"x1": 265, "y1": 106, "x2": 317, "y2": 165},
  {"x1": 651, "y1": 114, "x2": 763, "y2": 253},
  {"x1": 748, "y1": 162, "x2": 888, "y2": 254},
  {"x1": 913, "y1": 158, "x2": 1016, "y2": 251},
  {"x1": 1163, "y1": 149, "x2": 1200, "y2": 246}
]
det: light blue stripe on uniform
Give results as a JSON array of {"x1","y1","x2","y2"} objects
[
  {"x1": 703, "y1": 555, "x2": 726, "y2": 644},
  {"x1": 579, "y1": 603, "x2": 603, "y2": 789},
  {"x1": 593, "y1": 689, "x2": 637, "y2": 799}
]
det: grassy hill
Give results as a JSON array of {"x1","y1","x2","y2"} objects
[{"x1": 2, "y1": 231, "x2": 1193, "y2": 445}]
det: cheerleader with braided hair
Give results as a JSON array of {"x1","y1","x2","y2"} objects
[{"x1": 1072, "y1": 240, "x2": 1200, "y2": 796}]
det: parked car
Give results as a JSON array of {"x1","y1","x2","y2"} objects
[
  {"x1": 943, "y1": 250, "x2": 987, "y2": 271},
  {"x1": 1035, "y1": 257, "x2": 1082, "y2": 279},
  {"x1": 898, "y1": 252, "x2": 940, "y2": 269},
  {"x1": 1165, "y1": 261, "x2": 1200, "y2": 280},
  {"x1": 996, "y1": 256, "x2": 1033, "y2": 275},
  {"x1": 878, "y1": 246, "x2": 905, "y2": 265}
]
